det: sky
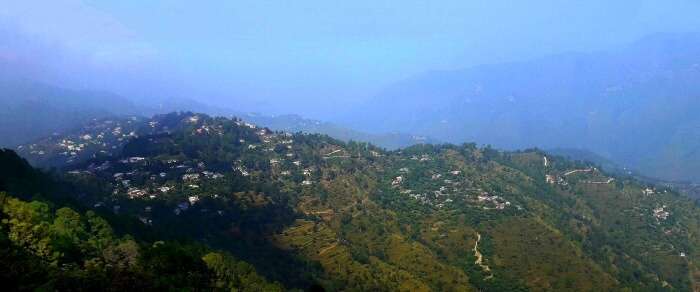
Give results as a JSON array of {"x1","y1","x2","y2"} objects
[{"x1": 2, "y1": 0, "x2": 700, "y2": 119}]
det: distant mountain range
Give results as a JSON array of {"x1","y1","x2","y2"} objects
[
  {"x1": 241, "y1": 113, "x2": 437, "y2": 150},
  {"x1": 5, "y1": 32, "x2": 700, "y2": 184},
  {"x1": 346, "y1": 33, "x2": 700, "y2": 182},
  {"x1": 0, "y1": 77, "x2": 432, "y2": 151},
  {"x1": 0, "y1": 77, "x2": 139, "y2": 148}
]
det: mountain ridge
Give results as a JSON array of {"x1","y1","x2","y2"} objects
[
  {"x1": 9, "y1": 111, "x2": 700, "y2": 291},
  {"x1": 345, "y1": 32, "x2": 700, "y2": 182},
  {"x1": 0, "y1": 76, "x2": 435, "y2": 152}
]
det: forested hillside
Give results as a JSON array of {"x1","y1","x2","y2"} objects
[
  {"x1": 0, "y1": 148, "x2": 283, "y2": 291},
  {"x1": 9, "y1": 112, "x2": 700, "y2": 291}
]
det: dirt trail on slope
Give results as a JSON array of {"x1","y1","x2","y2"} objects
[
  {"x1": 473, "y1": 233, "x2": 494, "y2": 280},
  {"x1": 564, "y1": 168, "x2": 594, "y2": 176}
]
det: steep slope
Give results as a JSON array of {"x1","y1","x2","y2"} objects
[
  {"x1": 347, "y1": 33, "x2": 700, "y2": 182},
  {"x1": 15, "y1": 112, "x2": 700, "y2": 291}
]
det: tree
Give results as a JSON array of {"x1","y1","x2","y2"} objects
[
  {"x1": 1, "y1": 198, "x2": 56, "y2": 263},
  {"x1": 103, "y1": 239, "x2": 140, "y2": 269},
  {"x1": 85, "y1": 210, "x2": 115, "y2": 253},
  {"x1": 51, "y1": 207, "x2": 87, "y2": 262},
  {"x1": 202, "y1": 251, "x2": 283, "y2": 292}
]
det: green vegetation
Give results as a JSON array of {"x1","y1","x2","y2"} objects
[
  {"x1": 6, "y1": 112, "x2": 700, "y2": 291},
  {"x1": 0, "y1": 147, "x2": 282, "y2": 291},
  {"x1": 0, "y1": 193, "x2": 283, "y2": 291}
]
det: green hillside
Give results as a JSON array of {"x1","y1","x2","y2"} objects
[
  {"x1": 0, "y1": 148, "x2": 282, "y2": 291},
  {"x1": 8, "y1": 112, "x2": 700, "y2": 291}
]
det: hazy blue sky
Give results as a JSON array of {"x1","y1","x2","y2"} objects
[{"x1": 2, "y1": 0, "x2": 700, "y2": 119}]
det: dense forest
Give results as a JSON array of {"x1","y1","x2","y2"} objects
[
  {"x1": 0, "y1": 148, "x2": 283, "y2": 291},
  {"x1": 6, "y1": 112, "x2": 700, "y2": 291}
]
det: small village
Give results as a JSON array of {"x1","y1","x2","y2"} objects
[
  {"x1": 25, "y1": 115, "x2": 682, "y2": 238},
  {"x1": 543, "y1": 156, "x2": 617, "y2": 186},
  {"x1": 389, "y1": 158, "x2": 518, "y2": 211},
  {"x1": 653, "y1": 205, "x2": 671, "y2": 221},
  {"x1": 49, "y1": 113, "x2": 361, "y2": 219},
  {"x1": 17, "y1": 116, "x2": 147, "y2": 166},
  {"x1": 542, "y1": 157, "x2": 683, "y2": 228}
]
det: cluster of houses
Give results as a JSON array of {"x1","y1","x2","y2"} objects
[
  {"x1": 24, "y1": 112, "x2": 364, "y2": 195},
  {"x1": 233, "y1": 127, "x2": 327, "y2": 187},
  {"x1": 409, "y1": 154, "x2": 432, "y2": 162},
  {"x1": 390, "y1": 163, "x2": 516, "y2": 211},
  {"x1": 233, "y1": 165, "x2": 251, "y2": 177},
  {"x1": 189, "y1": 116, "x2": 226, "y2": 136},
  {"x1": 107, "y1": 116, "x2": 334, "y2": 216},
  {"x1": 545, "y1": 166, "x2": 618, "y2": 186},
  {"x1": 545, "y1": 174, "x2": 568, "y2": 186},
  {"x1": 20, "y1": 143, "x2": 46, "y2": 156},
  {"x1": 406, "y1": 192, "x2": 432, "y2": 205},
  {"x1": 653, "y1": 205, "x2": 670, "y2": 221},
  {"x1": 642, "y1": 187, "x2": 656, "y2": 196},
  {"x1": 113, "y1": 162, "x2": 227, "y2": 217},
  {"x1": 476, "y1": 192, "x2": 511, "y2": 210},
  {"x1": 18, "y1": 117, "x2": 148, "y2": 165},
  {"x1": 391, "y1": 176, "x2": 404, "y2": 187},
  {"x1": 26, "y1": 113, "x2": 383, "y2": 221},
  {"x1": 234, "y1": 120, "x2": 257, "y2": 129},
  {"x1": 107, "y1": 154, "x2": 228, "y2": 207}
]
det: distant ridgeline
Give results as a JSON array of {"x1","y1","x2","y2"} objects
[
  {"x1": 242, "y1": 113, "x2": 437, "y2": 150},
  {"x1": 7, "y1": 112, "x2": 700, "y2": 291},
  {"x1": 0, "y1": 77, "x2": 140, "y2": 148},
  {"x1": 349, "y1": 33, "x2": 700, "y2": 183},
  {"x1": 0, "y1": 73, "x2": 432, "y2": 152}
]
